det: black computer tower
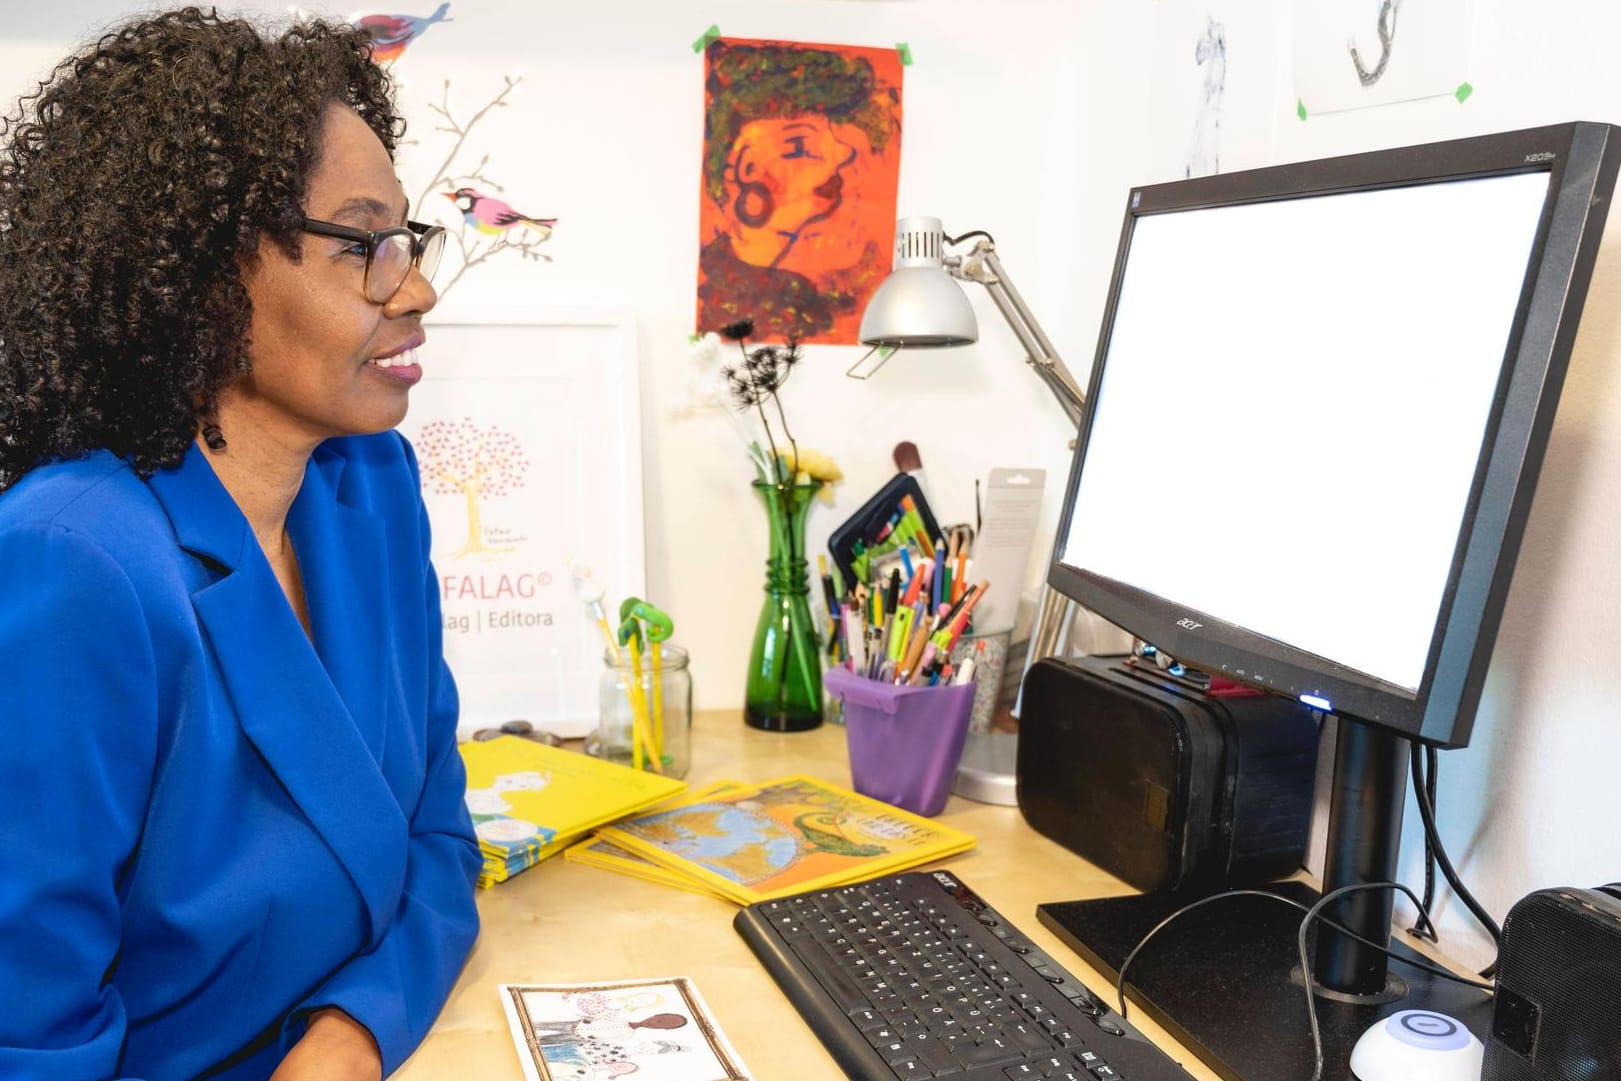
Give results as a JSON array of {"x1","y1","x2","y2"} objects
[{"x1": 1017, "y1": 654, "x2": 1320, "y2": 893}]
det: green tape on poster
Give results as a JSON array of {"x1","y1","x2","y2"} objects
[{"x1": 692, "y1": 24, "x2": 720, "y2": 53}]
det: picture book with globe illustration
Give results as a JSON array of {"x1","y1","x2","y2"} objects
[
  {"x1": 564, "y1": 781, "x2": 745, "y2": 901},
  {"x1": 459, "y1": 735, "x2": 688, "y2": 888},
  {"x1": 592, "y1": 774, "x2": 975, "y2": 904}
]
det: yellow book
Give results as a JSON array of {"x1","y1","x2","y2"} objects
[
  {"x1": 563, "y1": 780, "x2": 748, "y2": 900},
  {"x1": 595, "y1": 774, "x2": 975, "y2": 905},
  {"x1": 563, "y1": 836, "x2": 735, "y2": 901},
  {"x1": 459, "y1": 736, "x2": 688, "y2": 886}
]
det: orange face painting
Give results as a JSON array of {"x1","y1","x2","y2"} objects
[{"x1": 697, "y1": 37, "x2": 904, "y2": 345}]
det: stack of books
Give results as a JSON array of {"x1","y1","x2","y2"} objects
[
  {"x1": 564, "y1": 774, "x2": 975, "y2": 904},
  {"x1": 459, "y1": 736, "x2": 688, "y2": 888}
]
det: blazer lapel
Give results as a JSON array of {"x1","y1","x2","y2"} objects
[
  {"x1": 146, "y1": 446, "x2": 406, "y2": 942},
  {"x1": 289, "y1": 446, "x2": 392, "y2": 759}
]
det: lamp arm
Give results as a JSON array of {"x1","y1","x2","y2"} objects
[
  {"x1": 949, "y1": 237, "x2": 1088, "y2": 719},
  {"x1": 953, "y1": 241, "x2": 1087, "y2": 427}
]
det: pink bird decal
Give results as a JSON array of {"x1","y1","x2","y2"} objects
[
  {"x1": 353, "y1": 2, "x2": 451, "y2": 63},
  {"x1": 444, "y1": 188, "x2": 558, "y2": 241}
]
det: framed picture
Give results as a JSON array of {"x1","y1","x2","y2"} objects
[{"x1": 397, "y1": 306, "x2": 644, "y2": 739}]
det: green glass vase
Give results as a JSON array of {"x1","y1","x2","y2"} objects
[{"x1": 743, "y1": 479, "x2": 824, "y2": 732}]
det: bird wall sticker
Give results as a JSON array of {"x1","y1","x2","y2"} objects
[
  {"x1": 403, "y1": 76, "x2": 561, "y2": 301},
  {"x1": 352, "y1": 2, "x2": 452, "y2": 64},
  {"x1": 445, "y1": 188, "x2": 557, "y2": 242}
]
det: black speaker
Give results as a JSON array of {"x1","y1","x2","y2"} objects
[{"x1": 1483, "y1": 883, "x2": 1621, "y2": 1080}]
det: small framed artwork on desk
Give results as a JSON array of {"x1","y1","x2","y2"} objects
[{"x1": 397, "y1": 306, "x2": 645, "y2": 739}]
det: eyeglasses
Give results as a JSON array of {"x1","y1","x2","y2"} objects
[{"x1": 301, "y1": 218, "x2": 446, "y2": 303}]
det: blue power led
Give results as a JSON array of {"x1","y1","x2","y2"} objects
[{"x1": 1299, "y1": 693, "x2": 1332, "y2": 711}]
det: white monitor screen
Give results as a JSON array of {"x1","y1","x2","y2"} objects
[{"x1": 1058, "y1": 172, "x2": 1550, "y2": 692}]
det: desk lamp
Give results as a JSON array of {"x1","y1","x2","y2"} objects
[{"x1": 857, "y1": 216, "x2": 1088, "y2": 805}]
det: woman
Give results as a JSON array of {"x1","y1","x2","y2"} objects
[{"x1": 0, "y1": 9, "x2": 480, "y2": 1080}]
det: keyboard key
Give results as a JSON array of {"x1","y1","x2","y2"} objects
[
  {"x1": 956, "y1": 1037, "x2": 1026, "y2": 1070},
  {"x1": 876, "y1": 1040, "x2": 916, "y2": 1067},
  {"x1": 797, "y1": 948, "x2": 872, "y2": 1013},
  {"x1": 852, "y1": 1009, "x2": 886, "y2": 1031},
  {"x1": 1009, "y1": 1022, "x2": 1054, "y2": 1054}
]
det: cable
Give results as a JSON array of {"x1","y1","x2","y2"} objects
[
  {"x1": 1112, "y1": 884, "x2": 1492, "y2": 1081},
  {"x1": 945, "y1": 229, "x2": 996, "y2": 248},
  {"x1": 1115, "y1": 881, "x2": 1484, "y2": 1017},
  {"x1": 1408, "y1": 745, "x2": 1441, "y2": 942},
  {"x1": 1407, "y1": 743, "x2": 1502, "y2": 977},
  {"x1": 1296, "y1": 881, "x2": 1491, "y2": 1081}
]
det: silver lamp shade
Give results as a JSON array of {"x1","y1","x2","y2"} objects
[{"x1": 858, "y1": 216, "x2": 978, "y2": 348}]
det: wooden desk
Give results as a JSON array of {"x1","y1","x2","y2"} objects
[{"x1": 395, "y1": 710, "x2": 1222, "y2": 1081}]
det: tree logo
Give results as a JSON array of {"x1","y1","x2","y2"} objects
[{"x1": 416, "y1": 416, "x2": 531, "y2": 558}]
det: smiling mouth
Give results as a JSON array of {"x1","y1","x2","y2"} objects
[
  {"x1": 368, "y1": 346, "x2": 418, "y2": 370},
  {"x1": 368, "y1": 334, "x2": 425, "y2": 370}
]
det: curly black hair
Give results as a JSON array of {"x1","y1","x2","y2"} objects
[{"x1": 0, "y1": 6, "x2": 404, "y2": 490}]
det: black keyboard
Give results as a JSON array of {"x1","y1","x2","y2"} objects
[{"x1": 734, "y1": 869, "x2": 1197, "y2": 1081}]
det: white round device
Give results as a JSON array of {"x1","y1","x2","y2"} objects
[{"x1": 1349, "y1": 1010, "x2": 1484, "y2": 1081}]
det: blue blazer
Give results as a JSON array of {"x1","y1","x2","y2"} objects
[{"x1": 0, "y1": 434, "x2": 481, "y2": 1081}]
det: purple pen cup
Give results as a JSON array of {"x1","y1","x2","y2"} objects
[{"x1": 824, "y1": 666, "x2": 976, "y2": 817}]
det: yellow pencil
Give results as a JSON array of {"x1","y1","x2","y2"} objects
[
  {"x1": 626, "y1": 635, "x2": 660, "y2": 772},
  {"x1": 650, "y1": 638, "x2": 665, "y2": 762}
]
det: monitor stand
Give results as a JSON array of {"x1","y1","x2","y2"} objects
[{"x1": 1035, "y1": 716, "x2": 1493, "y2": 1081}]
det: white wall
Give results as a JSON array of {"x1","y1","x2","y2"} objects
[{"x1": 8, "y1": 0, "x2": 1620, "y2": 974}]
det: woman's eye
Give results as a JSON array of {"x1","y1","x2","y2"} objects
[{"x1": 341, "y1": 242, "x2": 369, "y2": 259}]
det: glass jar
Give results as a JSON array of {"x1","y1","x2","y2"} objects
[{"x1": 590, "y1": 642, "x2": 691, "y2": 779}]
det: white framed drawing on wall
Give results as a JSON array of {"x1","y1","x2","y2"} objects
[{"x1": 397, "y1": 307, "x2": 645, "y2": 739}]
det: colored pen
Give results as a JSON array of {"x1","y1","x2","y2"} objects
[
  {"x1": 931, "y1": 539, "x2": 946, "y2": 610},
  {"x1": 896, "y1": 603, "x2": 931, "y2": 682},
  {"x1": 917, "y1": 584, "x2": 989, "y2": 684},
  {"x1": 844, "y1": 605, "x2": 866, "y2": 674},
  {"x1": 901, "y1": 561, "x2": 927, "y2": 608},
  {"x1": 935, "y1": 581, "x2": 991, "y2": 657},
  {"x1": 908, "y1": 642, "x2": 939, "y2": 686},
  {"x1": 954, "y1": 639, "x2": 984, "y2": 684},
  {"x1": 887, "y1": 606, "x2": 916, "y2": 664},
  {"x1": 876, "y1": 569, "x2": 902, "y2": 660}
]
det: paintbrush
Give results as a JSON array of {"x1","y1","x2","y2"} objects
[{"x1": 892, "y1": 440, "x2": 935, "y2": 512}]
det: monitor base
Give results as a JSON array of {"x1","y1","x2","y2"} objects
[{"x1": 1037, "y1": 882, "x2": 1492, "y2": 1081}]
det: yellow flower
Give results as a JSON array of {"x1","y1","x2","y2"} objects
[
  {"x1": 777, "y1": 447, "x2": 842, "y2": 502},
  {"x1": 781, "y1": 447, "x2": 842, "y2": 482}
]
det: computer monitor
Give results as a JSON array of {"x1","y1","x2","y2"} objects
[{"x1": 1037, "y1": 123, "x2": 1619, "y2": 1081}]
